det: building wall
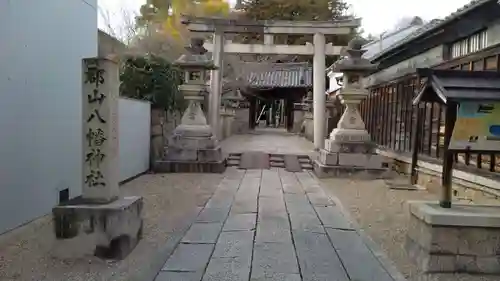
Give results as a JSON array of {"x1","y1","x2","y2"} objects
[
  {"x1": 365, "y1": 45, "x2": 444, "y2": 87},
  {"x1": 118, "y1": 98, "x2": 151, "y2": 182},
  {"x1": 98, "y1": 29, "x2": 127, "y2": 57},
  {"x1": 487, "y1": 20, "x2": 500, "y2": 46},
  {"x1": 365, "y1": 20, "x2": 500, "y2": 87},
  {"x1": 0, "y1": 0, "x2": 98, "y2": 234},
  {"x1": 363, "y1": 11, "x2": 500, "y2": 180}
]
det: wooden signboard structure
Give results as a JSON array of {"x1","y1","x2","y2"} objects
[{"x1": 412, "y1": 68, "x2": 500, "y2": 208}]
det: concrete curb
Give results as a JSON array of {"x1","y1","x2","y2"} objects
[{"x1": 309, "y1": 171, "x2": 408, "y2": 281}]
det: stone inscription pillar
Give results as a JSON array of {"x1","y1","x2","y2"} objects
[
  {"x1": 82, "y1": 58, "x2": 119, "y2": 203},
  {"x1": 51, "y1": 58, "x2": 143, "y2": 261},
  {"x1": 209, "y1": 30, "x2": 224, "y2": 139},
  {"x1": 313, "y1": 32, "x2": 326, "y2": 149}
]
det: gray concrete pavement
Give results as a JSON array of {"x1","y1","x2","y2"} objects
[{"x1": 154, "y1": 167, "x2": 402, "y2": 281}]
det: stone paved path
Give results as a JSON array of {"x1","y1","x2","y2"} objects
[
  {"x1": 221, "y1": 131, "x2": 315, "y2": 156},
  {"x1": 154, "y1": 167, "x2": 399, "y2": 281}
]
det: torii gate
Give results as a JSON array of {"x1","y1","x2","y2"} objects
[{"x1": 181, "y1": 16, "x2": 360, "y2": 149}]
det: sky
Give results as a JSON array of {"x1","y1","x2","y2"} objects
[{"x1": 97, "y1": 0, "x2": 475, "y2": 36}]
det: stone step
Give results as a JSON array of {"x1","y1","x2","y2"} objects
[
  {"x1": 385, "y1": 178, "x2": 423, "y2": 191},
  {"x1": 284, "y1": 155, "x2": 302, "y2": 172},
  {"x1": 301, "y1": 163, "x2": 313, "y2": 170},
  {"x1": 239, "y1": 152, "x2": 270, "y2": 169},
  {"x1": 269, "y1": 153, "x2": 284, "y2": 158},
  {"x1": 227, "y1": 160, "x2": 240, "y2": 166},
  {"x1": 270, "y1": 162, "x2": 286, "y2": 168}
]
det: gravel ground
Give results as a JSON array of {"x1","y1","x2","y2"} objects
[
  {"x1": 0, "y1": 172, "x2": 224, "y2": 281},
  {"x1": 320, "y1": 175, "x2": 499, "y2": 281}
]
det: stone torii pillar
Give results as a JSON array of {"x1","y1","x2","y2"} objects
[
  {"x1": 313, "y1": 32, "x2": 326, "y2": 149},
  {"x1": 209, "y1": 29, "x2": 224, "y2": 139}
]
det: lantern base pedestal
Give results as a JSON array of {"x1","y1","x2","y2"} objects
[
  {"x1": 313, "y1": 159, "x2": 391, "y2": 179},
  {"x1": 52, "y1": 196, "x2": 143, "y2": 260},
  {"x1": 154, "y1": 123, "x2": 227, "y2": 173},
  {"x1": 313, "y1": 130, "x2": 392, "y2": 178},
  {"x1": 154, "y1": 159, "x2": 226, "y2": 173}
]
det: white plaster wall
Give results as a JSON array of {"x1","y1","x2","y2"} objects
[
  {"x1": 0, "y1": 0, "x2": 98, "y2": 234},
  {"x1": 487, "y1": 20, "x2": 500, "y2": 46},
  {"x1": 118, "y1": 98, "x2": 151, "y2": 182}
]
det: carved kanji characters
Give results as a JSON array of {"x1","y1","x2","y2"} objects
[
  {"x1": 85, "y1": 170, "x2": 105, "y2": 187},
  {"x1": 86, "y1": 128, "x2": 107, "y2": 147},
  {"x1": 88, "y1": 89, "x2": 106, "y2": 105},
  {"x1": 85, "y1": 148, "x2": 106, "y2": 167},
  {"x1": 87, "y1": 109, "x2": 106, "y2": 123}
]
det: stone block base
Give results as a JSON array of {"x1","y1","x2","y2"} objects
[
  {"x1": 406, "y1": 201, "x2": 500, "y2": 274},
  {"x1": 52, "y1": 196, "x2": 143, "y2": 260},
  {"x1": 319, "y1": 149, "x2": 338, "y2": 165},
  {"x1": 324, "y1": 139, "x2": 375, "y2": 153},
  {"x1": 153, "y1": 159, "x2": 226, "y2": 173},
  {"x1": 313, "y1": 160, "x2": 392, "y2": 179},
  {"x1": 165, "y1": 146, "x2": 223, "y2": 162},
  {"x1": 329, "y1": 128, "x2": 371, "y2": 143},
  {"x1": 319, "y1": 149, "x2": 389, "y2": 168}
]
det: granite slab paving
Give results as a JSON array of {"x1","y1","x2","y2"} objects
[{"x1": 155, "y1": 168, "x2": 404, "y2": 281}]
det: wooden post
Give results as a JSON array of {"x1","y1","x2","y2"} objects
[
  {"x1": 249, "y1": 97, "x2": 256, "y2": 129},
  {"x1": 440, "y1": 102, "x2": 457, "y2": 208},
  {"x1": 410, "y1": 104, "x2": 424, "y2": 184}
]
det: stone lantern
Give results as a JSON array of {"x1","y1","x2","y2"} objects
[
  {"x1": 220, "y1": 89, "x2": 246, "y2": 137},
  {"x1": 154, "y1": 38, "x2": 225, "y2": 173},
  {"x1": 226, "y1": 89, "x2": 253, "y2": 135},
  {"x1": 314, "y1": 37, "x2": 391, "y2": 178},
  {"x1": 302, "y1": 90, "x2": 314, "y2": 140}
]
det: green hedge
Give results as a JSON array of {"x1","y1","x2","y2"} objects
[{"x1": 120, "y1": 54, "x2": 185, "y2": 113}]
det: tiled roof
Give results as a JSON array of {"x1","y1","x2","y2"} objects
[
  {"x1": 325, "y1": 18, "x2": 424, "y2": 74},
  {"x1": 371, "y1": 0, "x2": 493, "y2": 62},
  {"x1": 415, "y1": 68, "x2": 500, "y2": 104},
  {"x1": 244, "y1": 62, "x2": 312, "y2": 88}
]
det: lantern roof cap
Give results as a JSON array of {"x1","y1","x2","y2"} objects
[
  {"x1": 173, "y1": 38, "x2": 218, "y2": 70},
  {"x1": 331, "y1": 37, "x2": 378, "y2": 75}
]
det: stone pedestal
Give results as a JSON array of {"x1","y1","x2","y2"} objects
[
  {"x1": 222, "y1": 90, "x2": 249, "y2": 135},
  {"x1": 406, "y1": 201, "x2": 500, "y2": 274},
  {"x1": 234, "y1": 107, "x2": 250, "y2": 134},
  {"x1": 314, "y1": 139, "x2": 390, "y2": 178},
  {"x1": 220, "y1": 107, "x2": 235, "y2": 139},
  {"x1": 52, "y1": 57, "x2": 143, "y2": 260},
  {"x1": 155, "y1": 103, "x2": 226, "y2": 173},
  {"x1": 52, "y1": 196, "x2": 143, "y2": 259},
  {"x1": 292, "y1": 104, "x2": 305, "y2": 133},
  {"x1": 303, "y1": 112, "x2": 314, "y2": 141}
]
